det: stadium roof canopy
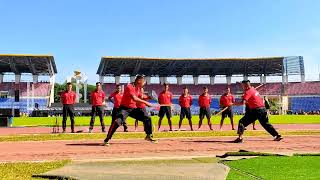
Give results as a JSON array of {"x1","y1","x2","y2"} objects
[
  {"x1": 97, "y1": 56, "x2": 304, "y2": 77},
  {"x1": 0, "y1": 54, "x2": 57, "y2": 75}
]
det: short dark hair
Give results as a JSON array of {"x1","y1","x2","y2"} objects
[
  {"x1": 203, "y1": 86, "x2": 208, "y2": 89},
  {"x1": 183, "y1": 86, "x2": 188, "y2": 90},
  {"x1": 241, "y1": 80, "x2": 250, "y2": 84},
  {"x1": 163, "y1": 82, "x2": 169, "y2": 86},
  {"x1": 67, "y1": 82, "x2": 72, "y2": 86},
  {"x1": 115, "y1": 84, "x2": 121, "y2": 88},
  {"x1": 135, "y1": 75, "x2": 144, "y2": 81},
  {"x1": 96, "y1": 82, "x2": 101, "y2": 85}
]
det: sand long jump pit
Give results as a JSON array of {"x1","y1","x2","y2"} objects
[{"x1": 33, "y1": 157, "x2": 229, "y2": 180}]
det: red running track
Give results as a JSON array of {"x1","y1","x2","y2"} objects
[{"x1": 0, "y1": 136, "x2": 319, "y2": 162}]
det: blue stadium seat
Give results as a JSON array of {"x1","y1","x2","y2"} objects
[
  {"x1": 0, "y1": 98, "x2": 49, "y2": 113},
  {"x1": 289, "y1": 96, "x2": 320, "y2": 112}
]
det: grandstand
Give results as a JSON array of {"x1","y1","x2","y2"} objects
[
  {"x1": 98, "y1": 56, "x2": 320, "y2": 114},
  {"x1": 285, "y1": 82, "x2": 320, "y2": 95},
  {"x1": 0, "y1": 54, "x2": 57, "y2": 115}
]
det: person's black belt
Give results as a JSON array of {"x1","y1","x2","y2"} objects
[
  {"x1": 119, "y1": 105, "x2": 133, "y2": 110},
  {"x1": 251, "y1": 107, "x2": 265, "y2": 110}
]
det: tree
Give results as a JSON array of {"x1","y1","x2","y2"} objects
[
  {"x1": 54, "y1": 82, "x2": 96, "y2": 103},
  {"x1": 53, "y1": 82, "x2": 66, "y2": 103}
]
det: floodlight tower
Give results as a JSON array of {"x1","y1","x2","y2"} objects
[{"x1": 67, "y1": 70, "x2": 88, "y2": 103}]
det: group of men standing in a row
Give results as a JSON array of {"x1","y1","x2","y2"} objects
[
  {"x1": 60, "y1": 81, "x2": 237, "y2": 133},
  {"x1": 60, "y1": 75, "x2": 282, "y2": 144}
]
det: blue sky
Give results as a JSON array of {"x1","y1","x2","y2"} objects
[{"x1": 0, "y1": 0, "x2": 319, "y2": 83}]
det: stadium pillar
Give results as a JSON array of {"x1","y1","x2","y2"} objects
[
  {"x1": 159, "y1": 77, "x2": 163, "y2": 84},
  {"x1": 159, "y1": 77, "x2": 167, "y2": 84},
  {"x1": 262, "y1": 75, "x2": 267, "y2": 84},
  {"x1": 210, "y1": 76, "x2": 215, "y2": 85},
  {"x1": 32, "y1": 75, "x2": 38, "y2": 83},
  {"x1": 130, "y1": 76, "x2": 135, "y2": 82},
  {"x1": 0, "y1": 74, "x2": 3, "y2": 83},
  {"x1": 193, "y1": 76, "x2": 199, "y2": 85},
  {"x1": 145, "y1": 76, "x2": 151, "y2": 84},
  {"x1": 282, "y1": 75, "x2": 288, "y2": 84},
  {"x1": 177, "y1": 76, "x2": 182, "y2": 85},
  {"x1": 301, "y1": 74, "x2": 305, "y2": 82},
  {"x1": 99, "y1": 75, "x2": 104, "y2": 83},
  {"x1": 226, "y1": 76, "x2": 232, "y2": 85},
  {"x1": 115, "y1": 76, "x2": 120, "y2": 84},
  {"x1": 281, "y1": 96, "x2": 289, "y2": 115},
  {"x1": 164, "y1": 77, "x2": 167, "y2": 83},
  {"x1": 49, "y1": 74, "x2": 55, "y2": 105},
  {"x1": 260, "y1": 75, "x2": 266, "y2": 84},
  {"x1": 15, "y1": 74, "x2": 21, "y2": 84}
]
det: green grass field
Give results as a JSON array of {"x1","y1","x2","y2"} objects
[
  {"x1": 0, "y1": 160, "x2": 70, "y2": 180},
  {"x1": 12, "y1": 115, "x2": 320, "y2": 127},
  {"x1": 225, "y1": 155, "x2": 320, "y2": 180}
]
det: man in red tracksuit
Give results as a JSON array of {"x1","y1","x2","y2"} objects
[
  {"x1": 157, "y1": 83, "x2": 173, "y2": 131},
  {"x1": 232, "y1": 80, "x2": 283, "y2": 143},
  {"x1": 104, "y1": 75, "x2": 157, "y2": 146},
  {"x1": 178, "y1": 87, "x2": 193, "y2": 131},
  {"x1": 198, "y1": 86, "x2": 213, "y2": 130},
  {"x1": 108, "y1": 85, "x2": 128, "y2": 132},
  {"x1": 60, "y1": 82, "x2": 76, "y2": 133},
  {"x1": 89, "y1": 82, "x2": 106, "y2": 133},
  {"x1": 219, "y1": 87, "x2": 235, "y2": 130}
]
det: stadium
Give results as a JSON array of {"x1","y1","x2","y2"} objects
[
  {"x1": 0, "y1": 54, "x2": 319, "y2": 179},
  {"x1": 2, "y1": 0, "x2": 320, "y2": 179},
  {"x1": 1, "y1": 55, "x2": 319, "y2": 116}
]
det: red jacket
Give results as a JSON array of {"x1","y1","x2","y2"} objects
[
  {"x1": 61, "y1": 90, "x2": 76, "y2": 105},
  {"x1": 198, "y1": 94, "x2": 211, "y2": 108},
  {"x1": 179, "y1": 94, "x2": 193, "y2": 108},
  {"x1": 91, "y1": 90, "x2": 106, "y2": 106}
]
